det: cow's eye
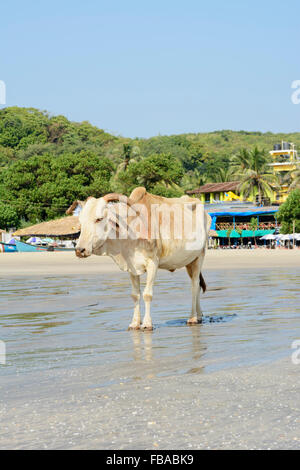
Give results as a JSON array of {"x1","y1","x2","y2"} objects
[{"x1": 95, "y1": 217, "x2": 104, "y2": 223}]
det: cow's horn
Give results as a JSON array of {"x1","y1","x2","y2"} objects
[
  {"x1": 66, "y1": 200, "x2": 84, "y2": 215},
  {"x1": 103, "y1": 193, "x2": 134, "y2": 206}
]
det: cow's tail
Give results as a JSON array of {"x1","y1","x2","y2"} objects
[{"x1": 199, "y1": 272, "x2": 206, "y2": 293}]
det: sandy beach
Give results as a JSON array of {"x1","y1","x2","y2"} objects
[
  {"x1": 1, "y1": 355, "x2": 300, "y2": 450},
  {"x1": 0, "y1": 249, "x2": 299, "y2": 449},
  {"x1": 0, "y1": 249, "x2": 299, "y2": 276}
]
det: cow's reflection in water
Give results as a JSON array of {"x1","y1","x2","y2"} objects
[
  {"x1": 130, "y1": 330, "x2": 153, "y2": 362},
  {"x1": 188, "y1": 325, "x2": 204, "y2": 361},
  {"x1": 129, "y1": 324, "x2": 205, "y2": 376}
]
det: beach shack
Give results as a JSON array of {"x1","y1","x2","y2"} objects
[
  {"x1": 187, "y1": 182, "x2": 241, "y2": 204},
  {"x1": 186, "y1": 185, "x2": 279, "y2": 245},
  {"x1": 13, "y1": 216, "x2": 80, "y2": 239},
  {"x1": 206, "y1": 202, "x2": 279, "y2": 246},
  {"x1": 187, "y1": 180, "x2": 281, "y2": 246}
]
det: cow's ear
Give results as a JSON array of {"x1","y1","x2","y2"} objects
[
  {"x1": 66, "y1": 200, "x2": 85, "y2": 215},
  {"x1": 129, "y1": 187, "x2": 146, "y2": 204}
]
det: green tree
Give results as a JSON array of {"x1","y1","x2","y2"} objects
[
  {"x1": 230, "y1": 148, "x2": 251, "y2": 172},
  {"x1": 0, "y1": 107, "x2": 49, "y2": 149},
  {"x1": 0, "y1": 202, "x2": 19, "y2": 229},
  {"x1": 235, "y1": 226, "x2": 243, "y2": 245},
  {"x1": 249, "y1": 217, "x2": 259, "y2": 245},
  {"x1": 116, "y1": 143, "x2": 136, "y2": 173},
  {"x1": 277, "y1": 189, "x2": 300, "y2": 234},
  {"x1": 113, "y1": 153, "x2": 184, "y2": 196},
  {"x1": 208, "y1": 166, "x2": 235, "y2": 183},
  {"x1": 0, "y1": 151, "x2": 114, "y2": 223},
  {"x1": 289, "y1": 168, "x2": 300, "y2": 190},
  {"x1": 226, "y1": 227, "x2": 233, "y2": 245}
]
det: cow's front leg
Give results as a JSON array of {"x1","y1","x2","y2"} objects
[
  {"x1": 141, "y1": 259, "x2": 158, "y2": 331},
  {"x1": 128, "y1": 274, "x2": 141, "y2": 330}
]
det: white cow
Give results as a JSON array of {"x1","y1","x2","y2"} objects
[{"x1": 67, "y1": 187, "x2": 211, "y2": 330}]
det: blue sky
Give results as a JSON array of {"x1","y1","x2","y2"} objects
[{"x1": 1, "y1": 0, "x2": 300, "y2": 137}]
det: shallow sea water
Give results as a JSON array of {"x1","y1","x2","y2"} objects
[{"x1": 0, "y1": 268, "x2": 299, "y2": 387}]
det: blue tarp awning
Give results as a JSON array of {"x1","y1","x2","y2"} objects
[
  {"x1": 216, "y1": 229, "x2": 276, "y2": 238},
  {"x1": 208, "y1": 209, "x2": 278, "y2": 217}
]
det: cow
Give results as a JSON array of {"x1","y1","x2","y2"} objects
[{"x1": 67, "y1": 187, "x2": 211, "y2": 330}]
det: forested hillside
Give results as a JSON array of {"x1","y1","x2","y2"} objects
[{"x1": 0, "y1": 106, "x2": 299, "y2": 228}]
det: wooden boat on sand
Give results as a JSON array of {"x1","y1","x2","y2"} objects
[
  {"x1": 0, "y1": 240, "x2": 75, "y2": 253},
  {"x1": 0, "y1": 242, "x2": 18, "y2": 253}
]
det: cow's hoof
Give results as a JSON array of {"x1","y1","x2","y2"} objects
[
  {"x1": 187, "y1": 318, "x2": 202, "y2": 325},
  {"x1": 141, "y1": 325, "x2": 153, "y2": 331},
  {"x1": 128, "y1": 325, "x2": 141, "y2": 330}
]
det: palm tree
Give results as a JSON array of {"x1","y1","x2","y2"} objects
[
  {"x1": 181, "y1": 169, "x2": 208, "y2": 191},
  {"x1": 116, "y1": 144, "x2": 140, "y2": 174},
  {"x1": 235, "y1": 226, "x2": 243, "y2": 246},
  {"x1": 230, "y1": 148, "x2": 251, "y2": 172},
  {"x1": 118, "y1": 144, "x2": 132, "y2": 173},
  {"x1": 226, "y1": 227, "x2": 233, "y2": 246},
  {"x1": 279, "y1": 171, "x2": 293, "y2": 188},
  {"x1": 289, "y1": 167, "x2": 300, "y2": 190},
  {"x1": 231, "y1": 147, "x2": 279, "y2": 205},
  {"x1": 209, "y1": 167, "x2": 235, "y2": 183},
  {"x1": 249, "y1": 217, "x2": 258, "y2": 246}
]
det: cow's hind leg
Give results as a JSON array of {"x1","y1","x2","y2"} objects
[
  {"x1": 186, "y1": 256, "x2": 205, "y2": 325},
  {"x1": 128, "y1": 274, "x2": 141, "y2": 330},
  {"x1": 141, "y1": 259, "x2": 158, "y2": 331}
]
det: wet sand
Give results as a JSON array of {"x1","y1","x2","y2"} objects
[
  {"x1": 0, "y1": 249, "x2": 299, "y2": 276},
  {"x1": 0, "y1": 250, "x2": 300, "y2": 449},
  {"x1": 1, "y1": 357, "x2": 300, "y2": 449}
]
